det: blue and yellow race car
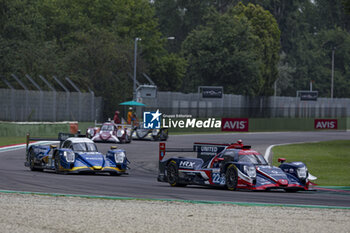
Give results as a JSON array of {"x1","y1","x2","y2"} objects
[{"x1": 25, "y1": 133, "x2": 129, "y2": 175}]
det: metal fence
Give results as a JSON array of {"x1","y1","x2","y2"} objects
[
  {"x1": 2, "y1": 88, "x2": 349, "y2": 122},
  {"x1": 0, "y1": 89, "x2": 103, "y2": 122},
  {"x1": 142, "y1": 92, "x2": 349, "y2": 118},
  {"x1": 143, "y1": 107, "x2": 347, "y2": 118}
]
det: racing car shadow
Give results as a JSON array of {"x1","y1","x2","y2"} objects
[
  {"x1": 159, "y1": 184, "x2": 316, "y2": 194},
  {"x1": 42, "y1": 170, "x2": 129, "y2": 177}
]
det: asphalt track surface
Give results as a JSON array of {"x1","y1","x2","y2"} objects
[{"x1": 1, "y1": 131, "x2": 350, "y2": 207}]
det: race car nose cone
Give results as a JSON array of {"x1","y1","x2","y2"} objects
[
  {"x1": 277, "y1": 179, "x2": 288, "y2": 186},
  {"x1": 100, "y1": 132, "x2": 111, "y2": 140}
]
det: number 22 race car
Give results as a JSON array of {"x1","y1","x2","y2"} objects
[
  {"x1": 157, "y1": 141, "x2": 317, "y2": 192},
  {"x1": 25, "y1": 133, "x2": 129, "y2": 175}
]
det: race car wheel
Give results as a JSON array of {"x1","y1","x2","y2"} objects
[
  {"x1": 119, "y1": 135, "x2": 127, "y2": 144},
  {"x1": 160, "y1": 130, "x2": 168, "y2": 141},
  {"x1": 54, "y1": 155, "x2": 61, "y2": 174},
  {"x1": 226, "y1": 164, "x2": 238, "y2": 191},
  {"x1": 29, "y1": 149, "x2": 43, "y2": 172},
  {"x1": 125, "y1": 134, "x2": 131, "y2": 143},
  {"x1": 167, "y1": 160, "x2": 186, "y2": 187}
]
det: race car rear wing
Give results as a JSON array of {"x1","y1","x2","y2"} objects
[
  {"x1": 193, "y1": 142, "x2": 229, "y2": 162},
  {"x1": 159, "y1": 142, "x2": 229, "y2": 163},
  {"x1": 25, "y1": 132, "x2": 84, "y2": 153}
]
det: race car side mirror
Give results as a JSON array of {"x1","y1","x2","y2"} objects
[
  {"x1": 278, "y1": 158, "x2": 286, "y2": 163},
  {"x1": 50, "y1": 145, "x2": 57, "y2": 149}
]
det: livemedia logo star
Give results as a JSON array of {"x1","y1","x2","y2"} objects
[{"x1": 144, "y1": 109, "x2": 162, "y2": 129}]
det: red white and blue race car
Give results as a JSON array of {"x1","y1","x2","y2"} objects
[
  {"x1": 87, "y1": 122, "x2": 132, "y2": 143},
  {"x1": 157, "y1": 141, "x2": 317, "y2": 192}
]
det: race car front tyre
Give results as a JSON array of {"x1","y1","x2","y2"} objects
[
  {"x1": 29, "y1": 149, "x2": 43, "y2": 172},
  {"x1": 119, "y1": 135, "x2": 127, "y2": 144},
  {"x1": 226, "y1": 164, "x2": 238, "y2": 191},
  {"x1": 160, "y1": 130, "x2": 168, "y2": 141},
  {"x1": 167, "y1": 160, "x2": 186, "y2": 187},
  {"x1": 125, "y1": 134, "x2": 131, "y2": 143}
]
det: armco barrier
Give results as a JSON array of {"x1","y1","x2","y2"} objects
[{"x1": 0, "y1": 122, "x2": 76, "y2": 137}]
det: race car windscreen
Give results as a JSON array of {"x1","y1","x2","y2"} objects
[
  {"x1": 238, "y1": 154, "x2": 268, "y2": 165},
  {"x1": 101, "y1": 124, "x2": 114, "y2": 131},
  {"x1": 72, "y1": 143, "x2": 98, "y2": 152}
]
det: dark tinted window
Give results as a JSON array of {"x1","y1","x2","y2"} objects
[
  {"x1": 101, "y1": 124, "x2": 114, "y2": 131},
  {"x1": 62, "y1": 140, "x2": 71, "y2": 148},
  {"x1": 238, "y1": 154, "x2": 267, "y2": 165},
  {"x1": 223, "y1": 150, "x2": 235, "y2": 157},
  {"x1": 72, "y1": 142, "x2": 98, "y2": 152}
]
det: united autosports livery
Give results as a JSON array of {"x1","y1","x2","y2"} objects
[{"x1": 157, "y1": 141, "x2": 317, "y2": 192}]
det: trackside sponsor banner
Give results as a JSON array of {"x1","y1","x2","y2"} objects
[
  {"x1": 221, "y1": 118, "x2": 249, "y2": 132},
  {"x1": 314, "y1": 119, "x2": 338, "y2": 129}
]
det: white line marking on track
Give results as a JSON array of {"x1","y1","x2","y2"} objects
[{"x1": 0, "y1": 141, "x2": 59, "y2": 153}]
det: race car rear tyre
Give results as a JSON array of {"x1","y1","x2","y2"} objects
[
  {"x1": 29, "y1": 149, "x2": 43, "y2": 172},
  {"x1": 167, "y1": 160, "x2": 186, "y2": 187},
  {"x1": 226, "y1": 164, "x2": 238, "y2": 191},
  {"x1": 54, "y1": 155, "x2": 62, "y2": 174}
]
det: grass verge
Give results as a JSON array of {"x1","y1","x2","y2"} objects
[
  {"x1": 0, "y1": 137, "x2": 27, "y2": 147},
  {"x1": 272, "y1": 140, "x2": 350, "y2": 186}
]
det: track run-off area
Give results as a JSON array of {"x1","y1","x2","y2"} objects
[{"x1": 0, "y1": 131, "x2": 349, "y2": 208}]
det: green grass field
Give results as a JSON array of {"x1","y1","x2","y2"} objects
[
  {"x1": 272, "y1": 140, "x2": 350, "y2": 186},
  {"x1": 0, "y1": 137, "x2": 27, "y2": 147}
]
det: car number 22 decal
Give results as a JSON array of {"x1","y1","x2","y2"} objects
[{"x1": 212, "y1": 173, "x2": 226, "y2": 185}]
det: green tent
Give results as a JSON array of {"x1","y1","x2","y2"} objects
[{"x1": 119, "y1": 101, "x2": 146, "y2": 106}]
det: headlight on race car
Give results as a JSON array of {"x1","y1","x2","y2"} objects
[
  {"x1": 297, "y1": 166, "x2": 307, "y2": 179},
  {"x1": 117, "y1": 130, "x2": 125, "y2": 137},
  {"x1": 87, "y1": 128, "x2": 95, "y2": 137},
  {"x1": 243, "y1": 165, "x2": 256, "y2": 179},
  {"x1": 63, "y1": 151, "x2": 75, "y2": 163},
  {"x1": 114, "y1": 151, "x2": 125, "y2": 163},
  {"x1": 152, "y1": 129, "x2": 159, "y2": 136}
]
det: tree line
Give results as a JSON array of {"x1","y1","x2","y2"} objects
[{"x1": 1, "y1": 0, "x2": 350, "y2": 117}]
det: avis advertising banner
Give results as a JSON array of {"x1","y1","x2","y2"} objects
[
  {"x1": 221, "y1": 118, "x2": 249, "y2": 132},
  {"x1": 314, "y1": 119, "x2": 338, "y2": 130}
]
